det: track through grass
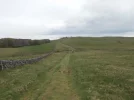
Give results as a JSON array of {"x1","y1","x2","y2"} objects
[
  {"x1": 39, "y1": 52, "x2": 79, "y2": 100},
  {"x1": 1, "y1": 37, "x2": 134, "y2": 100},
  {"x1": 61, "y1": 37, "x2": 134, "y2": 100},
  {"x1": 0, "y1": 52, "x2": 65, "y2": 100}
]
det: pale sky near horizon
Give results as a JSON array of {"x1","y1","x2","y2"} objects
[{"x1": 0, "y1": 0, "x2": 134, "y2": 40}]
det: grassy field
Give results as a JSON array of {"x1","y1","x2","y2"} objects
[
  {"x1": 0, "y1": 37, "x2": 134, "y2": 100},
  {"x1": 60, "y1": 37, "x2": 134, "y2": 50},
  {"x1": 0, "y1": 41, "x2": 55, "y2": 59},
  {"x1": 62, "y1": 37, "x2": 134, "y2": 100}
]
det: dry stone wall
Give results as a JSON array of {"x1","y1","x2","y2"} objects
[{"x1": 0, "y1": 52, "x2": 54, "y2": 70}]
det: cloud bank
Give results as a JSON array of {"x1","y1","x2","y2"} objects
[{"x1": 0, "y1": 0, "x2": 134, "y2": 39}]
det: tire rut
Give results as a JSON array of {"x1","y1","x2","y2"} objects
[{"x1": 39, "y1": 53, "x2": 79, "y2": 100}]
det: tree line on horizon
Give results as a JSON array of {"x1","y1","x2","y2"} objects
[{"x1": 0, "y1": 38, "x2": 50, "y2": 48}]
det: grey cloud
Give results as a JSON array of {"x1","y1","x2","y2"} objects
[
  {"x1": 49, "y1": 0, "x2": 134, "y2": 37},
  {"x1": 0, "y1": 0, "x2": 134, "y2": 39},
  {"x1": 0, "y1": 0, "x2": 85, "y2": 39}
]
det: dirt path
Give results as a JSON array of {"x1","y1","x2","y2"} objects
[
  {"x1": 19, "y1": 42, "x2": 79, "y2": 100},
  {"x1": 38, "y1": 53, "x2": 79, "y2": 100}
]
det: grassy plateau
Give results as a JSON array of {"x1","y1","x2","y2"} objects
[{"x1": 0, "y1": 37, "x2": 134, "y2": 100}]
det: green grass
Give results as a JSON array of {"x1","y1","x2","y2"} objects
[
  {"x1": 60, "y1": 37, "x2": 134, "y2": 51},
  {"x1": 61, "y1": 37, "x2": 134, "y2": 100},
  {"x1": 69, "y1": 50, "x2": 134, "y2": 100},
  {"x1": 0, "y1": 48, "x2": 19, "y2": 58},
  {"x1": 0, "y1": 41, "x2": 55, "y2": 59},
  {"x1": 0, "y1": 37, "x2": 134, "y2": 100},
  {"x1": 0, "y1": 52, "x2": 67, "y2": 100}
]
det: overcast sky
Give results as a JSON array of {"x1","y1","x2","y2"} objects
[{"x1": 0, "y1": 0, "x2": 134, "y2": 39}]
